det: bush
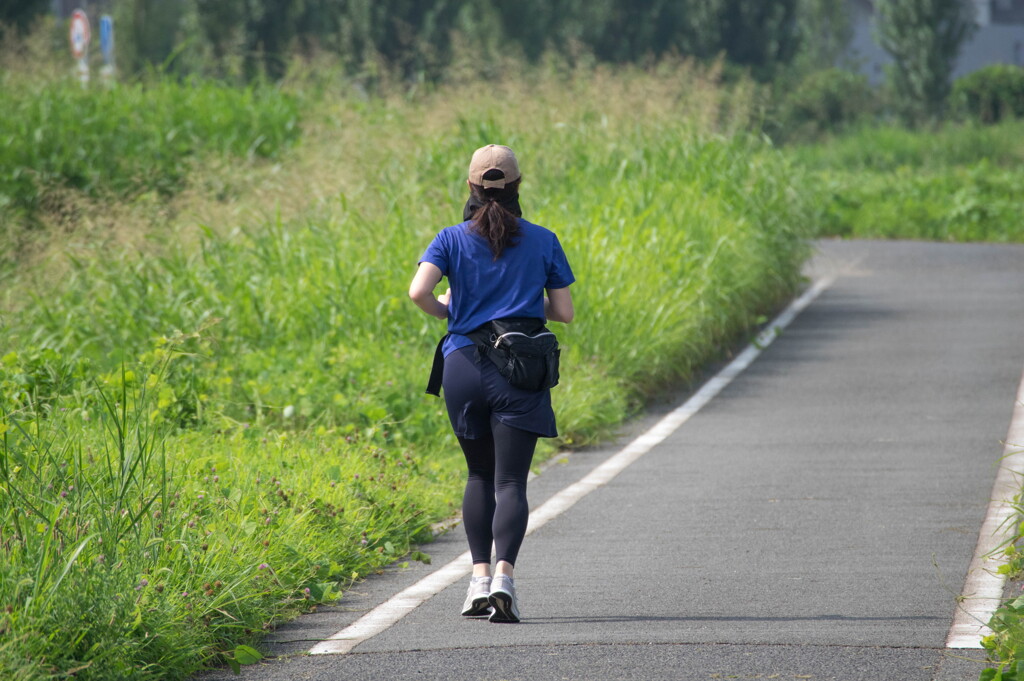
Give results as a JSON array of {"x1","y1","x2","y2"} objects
[
  {"x1": 773, "y1": 68, "x2": 877, "y2": 142},
  {"x1": 951, "y1": 64, "x2": 1024, "y2": 124}
]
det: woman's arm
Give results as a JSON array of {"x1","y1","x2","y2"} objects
[
  {"x1": 408, "y1": 262, "x2": 449, "y2": 320},
  {"x1": 545, "y1": 287, "x2": 574, "y2": 324}
]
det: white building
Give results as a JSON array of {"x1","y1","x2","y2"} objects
[{"x1": 848, "y1": 0, "x2": 1024, "y2": 83}]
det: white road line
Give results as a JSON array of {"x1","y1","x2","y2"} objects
[
  {"x1": 309, "y1": 277, "x2": 835, "y2": 655},
  {"x1": 946, "y1": 370, "x2": 1024, "y2": 649}
]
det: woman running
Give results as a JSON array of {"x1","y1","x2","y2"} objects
[{"x1": 409, "y1": 144, "x2": 575, "y2": 623}]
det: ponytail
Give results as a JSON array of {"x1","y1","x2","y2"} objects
[{"x1": 469, "y1": 177, "x2": 521, "y2": 260}]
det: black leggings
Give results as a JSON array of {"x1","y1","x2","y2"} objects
[{"x1": 458, "y1": 418, "x2": 538, "y2": 566}]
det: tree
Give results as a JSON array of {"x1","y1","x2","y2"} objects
[
  {"x1": 112, "y1": 0, "x2": 188, "y2": 76},
  {"x1": 90, "y1": 0, "x2": 831, "y2": 86},
  {"x1": 0, "y1": 0, "x2": 50, "y2": 34},
  {"x1": 716, "y1": 0, "x2": 801, "y2": 81},
  {"x1": 796, "y1": 0, "x2": 853, "y2": 69},
  {"x1": 584, "y1": 0, "x2": 689, "y2": 63},
  {"x1": 875, "y1": 0, "x2": 976, "y2": 123}
]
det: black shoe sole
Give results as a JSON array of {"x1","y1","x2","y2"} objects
[
  {"x1": 487, "y1": 591, "x2": 520, "y2": 623},
  {"x1": 461, "y1": 596, "x2": 491, "y2": 617}
]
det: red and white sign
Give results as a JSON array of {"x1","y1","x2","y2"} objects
[{"x1": 69, "y1": 10, "x2": 91, "y2": 60}]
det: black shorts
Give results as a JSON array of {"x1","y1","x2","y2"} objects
[{"x1": 442, "y1": 345, "x2": 557, "y2": 439}]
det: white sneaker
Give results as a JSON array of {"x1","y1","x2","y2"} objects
[
  {"x1": 461, "y1": 576, "x2": 492, "y2": 617},
  {"x1": 488, "y1": 575, "x2": 520, "y2": 623}
]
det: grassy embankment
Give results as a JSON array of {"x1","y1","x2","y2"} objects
[
  {"x1": 796, "y1": 120, "x2": 1024, "y2": 243},
  {"x1": 0, "y1": 61, "x2": 811, "y2": 680}
]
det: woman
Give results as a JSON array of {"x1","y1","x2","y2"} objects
[{"x1": 409, "y1": 144, "x2": 575, "y2": 623}]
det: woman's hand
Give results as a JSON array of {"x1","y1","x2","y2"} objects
[{"x1": 438, "y1": 288, "x2": 451, "y2": 307}]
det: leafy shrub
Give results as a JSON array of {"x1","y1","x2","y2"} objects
[
  {"x1": 773, "y1": 68, "x2": 877, "y2": 142},
  {"x1": 951, "y1": 64, "x2": 1024, "y2": 124},
  {"x1": 983, "y1": 592, "x2": 1024, "y2": 680},
  {"x1": 0, "y1": 348, "x2": 92, "y2": 416}
]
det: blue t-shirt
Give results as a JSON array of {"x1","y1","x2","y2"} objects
[{"x1": 420, "y1": 218, "x2": 575, "y2": 356}]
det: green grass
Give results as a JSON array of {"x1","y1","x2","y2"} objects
[
  {"x1": 0, "y1": 62, "x2": 811, "y2": 680},
  {"x1": 790, "y1": 120, "x2": 1024, "y2": 243},
  {"x1": 0, "y1": 76, "x2": 300, "y2": 224},
  {"x1": 0, "y1": 364, "x2": 453, "y2": 679}
]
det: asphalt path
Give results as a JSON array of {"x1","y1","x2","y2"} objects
[{"x1": 200, "y1": 240, "x2": 1024, "y2": 681}]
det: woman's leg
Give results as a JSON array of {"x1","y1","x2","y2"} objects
[
  {"x1": 490, "y1": 418, "x2": 538, "y2": 574},
  {"x1": 443, "y1": 347, "x2": 497, "y2": 574},
  {"x1": 457, "y1": 433, "x2": 496, "y2": 572}
]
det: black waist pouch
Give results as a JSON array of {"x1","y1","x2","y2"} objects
[
  {"x1": 470, "y1": 317, "x2": 560, "y2": 392},
  {"x1": 425, "y1": 318, "x2": 560, "y2": 396}
]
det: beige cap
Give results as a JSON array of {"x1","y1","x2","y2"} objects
[{"x1": 468, "y1": 144, "x2": 520, "y2": 189}]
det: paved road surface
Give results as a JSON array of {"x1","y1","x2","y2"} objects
[{"x1": 201, "y1": 240, "x2": 1024, "y2": 681}]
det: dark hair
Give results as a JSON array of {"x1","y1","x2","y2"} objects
[{"x1": 469, "y1": 170, "x2": 521, "y2": 260}]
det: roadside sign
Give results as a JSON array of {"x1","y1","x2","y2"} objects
[
  {"x1": 69, "y1": 10, "x2": 90, "y2": 60},
  {"x1": 99, "y1": 15, "x2": 115, "y2": 86},
  {"x1": 100, "y1": 15, "x2": 114, "y2": 66}
]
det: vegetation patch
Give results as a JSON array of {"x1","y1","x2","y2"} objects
[
  {"x1": 0, "y1": 76, "x2": 299, "y2": 224},
  {"x1": 793, "y1": 120, "x2": 1024, "y2": 244},
  {"x1": 0, "y1": 62, "x2": 811, "y2": 680}
]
